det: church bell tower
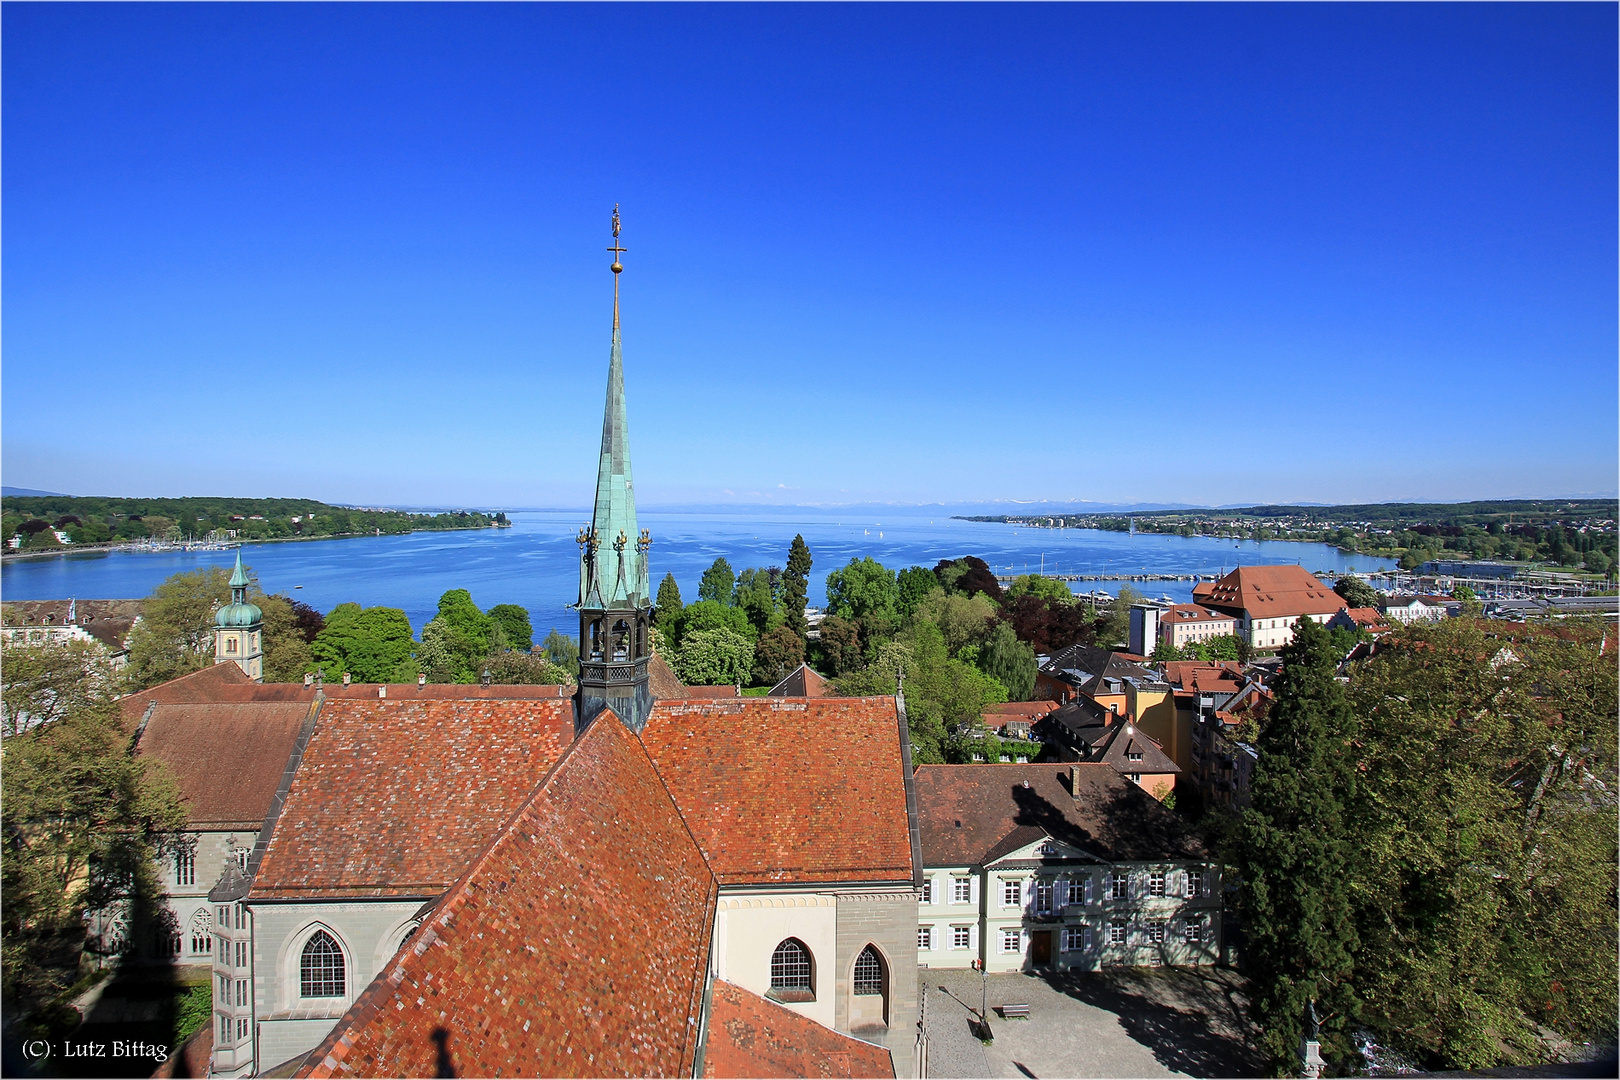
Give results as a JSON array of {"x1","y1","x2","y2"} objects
[{"x1": 576, "y1": 205, "x2": 654, "y2": 733}]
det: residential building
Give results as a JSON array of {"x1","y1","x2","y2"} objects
[
  {"x1": 1328, "y1": 606, "x2": 1391, "y2": 636},
  {"x1": 1192, "y1": 565, "x2": 1344, "y2": 650},
  {"x1": 1, "y1": 598, "x2": 142, "y2": 667},
  {"x1": 768, "y1": 662, "x2": 832, "y2": 697},
  {"x1": 913, "y1": 763, "x2": 1221, "y2": 974},
  {"x1": 1154, "y1": 604, "x2": 1238, "y2": 652},
  {"x1": 1382, "y1": 595, "x2": 1450, "y2": 624}
]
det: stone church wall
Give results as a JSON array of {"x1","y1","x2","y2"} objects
[{"x1": 835, "y1": 889, "x2": 919, "y2": 1077}]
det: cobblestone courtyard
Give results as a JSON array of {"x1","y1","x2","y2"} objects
[{"x1": 922, "y1": 966, "x2": 1264, "y2": 1079}]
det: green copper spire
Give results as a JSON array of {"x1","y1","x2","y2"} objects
[
  {"x1": 216, "y1": 549, "x2": 262, "y2": 629},
  {"x1": 228, "y1": 549, "x2": 250, "y2": 592},
  {"x1": 581, "y1": 204, "x2": 648, "y2": 609}
]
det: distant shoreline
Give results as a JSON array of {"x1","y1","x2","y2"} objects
[{"x1": 0, "y1": 522, "x2": 504, "y2": 562}]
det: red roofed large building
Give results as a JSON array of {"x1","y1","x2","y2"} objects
[{"x1": 1192, "y1": 565, "x2": 1345, "y2": 650}]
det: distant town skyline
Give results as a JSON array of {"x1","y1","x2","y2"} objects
[{"x1": 4, "y1": 4, "x2": 1615, "y2": 507}]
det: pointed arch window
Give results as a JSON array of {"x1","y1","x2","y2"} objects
[
  {"x1": 769, "y1": 938, "x2": 814, "y2": 1002},
  {"x1": 189, "y1": 909, "x2": 212, "y2": 955},
  {"x1": 299, "y1": 930, "x2": 345, "y2": 998},
  {"x1": 853, "y1": 945, "x2": 885, "y2": 995}
]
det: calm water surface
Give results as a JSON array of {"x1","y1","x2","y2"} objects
[{"x1": 1, "y1": 510, "x2": 1395, "y2": 638}]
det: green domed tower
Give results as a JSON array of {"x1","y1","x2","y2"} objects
[{"x1": 214, "y1": 550, "x2": 264, "y2": 682}]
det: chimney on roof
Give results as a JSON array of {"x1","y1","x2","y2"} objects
[
  {"x1": 303, "y1": 672, "x2": 313, "y2": 688},
  {"x1": 315, "y1": 669, "x2": 323, "y2": 690},
  {"x1": 378, "y1": 685, "x2": 386, "y2": 699},
  {"x1": 1022, "y1": 780, "x2": 1030, "y2": 788},
  {"x1": 342, "y1": 672, "x2": 351, "y2": 687},
  {"x1": 418, "y1": 672, "x2": 427, "y2": 689},
  {"x1": 1069, "y1": 764, "x2": 1080, "y2": 799}
]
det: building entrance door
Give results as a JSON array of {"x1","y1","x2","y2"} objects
[{"x1": 1030, "y1": 930, "x2": 1052, "y2": 967}]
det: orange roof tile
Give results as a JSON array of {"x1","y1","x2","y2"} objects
[
  {"x1": 1159, "y1": 604, "x2": 1235, "y2": 626},
  {"x1": 119, "y1": 662, "x2": 254, "y2": 727},
  {"x1": 704, "y1": 981, "x2": 896, "y2": 1079},
  {"x1": 134, "y1": 701, "x2": 314, "y2": 830},
  {"x1": 641, "y1": 698, "x2": 915, "y2": 886},
  {"x1": 1159, "y1": 661, "x2": 1246, "y2": 695},
  {"x1": 250, "y1": 698, "x2": 575, "y2": 900},
  {"x1": 649, "y1": 651, "x2": 687, "y2": 697},
  {"x1": 298, "y1": 715, "x2": 717, "y2": 1080},
  {"x1": 982, "y1": 701, "x2": 1058, "y2": 718},
  {"x1": 1192, "y1": 565, "x2": 1343, "y2": 620}
]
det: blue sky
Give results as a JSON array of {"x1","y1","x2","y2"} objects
[{"x1": 4, "y1": 3, "x2": 1615, "y2": 509}]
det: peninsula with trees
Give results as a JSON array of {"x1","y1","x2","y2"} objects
[{"x1": 1, "y1": 495, "x2": 508, "y2": 556}]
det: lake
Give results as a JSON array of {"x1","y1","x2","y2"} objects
[{"x1": 0, "y1": 510, "x2": 1396, "y2": 638}]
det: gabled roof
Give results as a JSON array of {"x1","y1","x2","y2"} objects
[
  {"x1": 649, "y1": 651, "x2": 687, "y2": 697},
  {"x1": 298, "y1": 715, "x2": 717, "y2": 1080},
  {"x1": 1159, "y1": 604, "x2": 1234, "y2": 625},
  {"x1": 983, "y1": 701, "x2": 1058, "y2": 719},
  {"x1": 1341, "y1": 606, "x2": 1389, "y2": 629},
  {"x1": 704, "y1": 980, "x2": 896, "y2": 1079},
  {"x1": 119, "y1": 662, "x2": 254, "y2": 727},
  {"x1": 1160, "y1": 661, "x2": 1246, "y2": 696},
  {"x1": 134, "y1": 700, "x2": 314, "y2": 831},
  {"x1": 641, "y1": 698, "x2": 915, "y2": 886},
  {"x1": 1039, "y1": 642, "x2": 1115, "y2": 680},
  {"x1": 1193, "y1": 565, "x2": 1343, "y2": 619},
  {"x1": 1037, "y1": 707, "x2": 1180, "y2": 778},
  {"x1": 914, "y1": 763, "x2": 1205, "y2": 867},
  {"x1": 250, "y1": 698, "x2": 575, "y2": 900},
  {"x1": 768, "y1": 663, "x2": 831, "y2": 698}
]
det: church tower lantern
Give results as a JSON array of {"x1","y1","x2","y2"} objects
[
  {"x1": 214, "y1": 550, "x2": 264, "y2": 682},
  {"x1": 576, "y1": 205, "x2": 654, "y2": 733}
]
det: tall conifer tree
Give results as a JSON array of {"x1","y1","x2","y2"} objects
[
  {"x1": 654, "y1": 573, "x2": 683, "y2": 630},
  {"x1": 783, "y1": 534, "x2": 812, "y2": 639},
  {"x1": 1236, "y1": 617, "x2": 1360, "y2": 1074}
]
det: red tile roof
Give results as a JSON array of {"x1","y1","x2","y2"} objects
[
  {"x1": 650, "y1": 651, "x2": 687, "y2": 697},
  {"x1": 134, "y1": 701, "x2": 315, "y2": 830},
  {"x1": 1159, "y1": 661, "x2": 1246, "y2": 695},
  {"x1": 1159, "y1": 604, "x2": 1234, "y2": 626},
  {"x1": 250, "y1": 698, "x2": 575, "y2": 900},
  {"x1": 298, "y1": 715, "x2": 717, "y2": 1080},
  {"x1": 1192, "y1": 565, "x2": 1343, "y2": 619},
  {"x1": 768, "y1": 663, "x2": 832, "y2": 698},
  {"x1": 684, "y1": 684, "x2": 743, "y2": 698},
  {"x1": 641, "y1": 698, "x2": 915, "y2": 886},
  {"x1": 704, "y1": 980, "x2": 896, "y2": 1079},
  {"x1": 914, "y1": 763, "x2": 1205, "y2": 866},
  {"x1": 120, "y1": 662, "x2": 254, "y2": 726},
  {"x1": 982, "y1": 701, "x2": 1058, "y2": 719},
  {"x1": 151, "y1": 1020, "x2": 212, "y2": 1079}
]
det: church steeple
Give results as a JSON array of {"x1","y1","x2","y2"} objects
[
  {"x1": 577, "y1": 205, "x2": 654, "y2": 734},
  {"x1": 214, "y1": 550, "x2": 264, "y2": 682}
]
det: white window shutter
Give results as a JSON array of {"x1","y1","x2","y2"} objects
[
  {"x1": 1085, "y1": 874, "x2": 1093, "y2": 904},
  {"x1": 970, "y1": 875, "x2": 980, "y2": 905},
  {"x1": 969, "y1": 923, "x2": 979, "y2": 951}
]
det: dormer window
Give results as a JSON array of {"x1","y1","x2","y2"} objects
[{"x1": 1126, "y1": 752, "x2": 1143, "y2": 762}]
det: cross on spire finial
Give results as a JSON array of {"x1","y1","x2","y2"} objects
[{"x1": 608, "y1": 204, "x2": 627, "y2": 328}]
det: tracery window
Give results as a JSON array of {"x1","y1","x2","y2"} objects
[
  {"x1": 769, "y1": 938, "x2": 813, "y2": 998},
  {"x1": 299, "y1": 930, "x2": 345, "y2": 998},
  {"x1": 853, "y1": 946, "x2": 885, "y2": 995},
  {"x1": 189, "y1": 909, "x2": 212, "y2": 955}
]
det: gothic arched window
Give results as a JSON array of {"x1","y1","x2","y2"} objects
[
  {"x1": 612, "y1": 620, "x2": 630, "y2": 661},
  {"x1": 854, "y1": 945, "x2": 885, "y2": 995},
  {"x1": 769, "y1": 938, "x2": 814, "y2": 1001},
  {"x1": 189, "y1": 909, "x2": 212, "y2": 955},
  {"x1": 299, "y1": 930, "x2": 345, "y2": 998}
]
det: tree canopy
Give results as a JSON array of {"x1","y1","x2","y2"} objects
[
  {"x1": 310, "y1": 603, "x2": 417, "y2": 683},
  {"x1": 698, "y1": 558, "x2": 736, "y2": 605},
  {"x1": 782, "y1": 535, "x2": 812, "y2": 638}
]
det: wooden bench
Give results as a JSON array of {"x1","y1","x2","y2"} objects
[{"x1": 997, "y1": 1003, "x2": 1031, "y2": 1020}]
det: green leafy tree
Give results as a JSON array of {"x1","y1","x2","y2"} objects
[
  {"x1": 825, "y1": 557, "x2": 899, "y2": 646},
  {"x1": 698, "y1": 558, "x2": 737, "y2": 605},
  {"x1": 1333, "y1": 575, "x2": 1380, "y2": 610},
  {"x1": 2, "y1": 691, "x2": 187, "y2": 1022},
  {"x1": 911, "y1": 591, "x2": 999, "y2": 656},
  {"x1": 782, "y1": 535, "x2": 812, "y2": 638},
  {"x1": 1100, "y1": 585, "x2": 1145, "y2": 649},
  {"x1": 896, "y1": 566, "x2": 941, "y2": 621},
  {"x1": 481, "y1": 650, "x2": 574, "y2": 685},
  {"x1": 1449, "y1": 585, "x2": 1483, "y2": 617},
  {"x1": 1343, "y1": 619, "x2": 1617, "y2": 1068},
  {"x1": 671, "y1": 599, "x2": 755, "y2": 651},
  {"x1": 486, "y1": 604, "x2": 534, "y2": 651},
  {"x1": 24, "y1": 527, "x2": 63, "y2": 550},
  {"x1": 674, "y1": 627, "x2": 754, "y2": 686},
  {"x1": 1005, "y1": 574, "x2": 1073, "y2": 604},
  {"x1": 735, "y1": 567, "x2": 782, "y2": 636},
  {"x1": 541, "y1": 628, "x2": 580, "y2": 668},
  {"x1": 751, "y1": 625, "x2": 805, "y2": 687},
  {"x1": 258, "y1": 594, "x2": 313, "y2": 683},
  {"x1": 0, "y1": 638, "x2": 116, "y2": 738},
  {"x1": 978, "y1": 621, "x2": 1035, "y2": 701},
  {"x1": 1151, "y1": 640, "x2": 1183, "y2": 663},
  {"x1": 124, "y1": 567, "x2": 232, "y2": 690},
  {"x1": 1235, "y1": 617, "x2": 1360, "y2": 1074},
  {"x1": 813, "y1": 614, "x2": 863, "y2": 676},
  {"x1": 310, "y1": 603, "x2": 418, "y2": 683},
  {"x1": 655, "y1": 573, "x2": 684, "y2": 630}
]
